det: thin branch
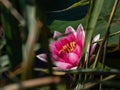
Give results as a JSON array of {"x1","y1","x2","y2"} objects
[
  {"x1": 84, "y1": 75, "x2": 116, "y2": 89},
  {"x1": 0, "y1": 0, "x2": 25, "y2": 26},
  {"x1": 92, "y1": 30, "x2": 120, "y2": 44},
  {"x1": 34, "y1": 68, "x2": 120, "y2": 75},
  {"x1": 99, "y1": 38, "x2": 108, "y2": 90},
  {"x1": 1, "y1": 76, "x2": 61, "y2": 90}
]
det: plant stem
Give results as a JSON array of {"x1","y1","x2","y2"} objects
[
  {"x1": 93, "y1": 0, "x2": 119, "y2": 68},
  {"x1": 34, "y1": 1, "x2": 57, "y2": 90},
  {"x1": 79, "y1": 0, "x2": 104, "y2": 67},
  {"x1": 77, "y1": 0, "x2": 104, "y2": 89},
  {"x1": 99, "y1": 40, "x2": 108, "y2": 90},
  {"x1": 22, "y1": 20, "x2": 43, "y2": 80}
]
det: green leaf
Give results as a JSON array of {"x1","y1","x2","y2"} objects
[
  {"x1": 93, "y1": 0, "x2": 120, "y2": 45},
  {"x1": 35, "y1": 0, "x2": 89, "y2": 24}
]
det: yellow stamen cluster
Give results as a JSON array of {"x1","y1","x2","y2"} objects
[{"x1": 59, "y1": 41, "x2": 76, "y2": 53}]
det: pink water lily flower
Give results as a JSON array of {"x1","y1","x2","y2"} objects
[{"x1": 37, "y1": 24, "x2": 100, "y2": 70}]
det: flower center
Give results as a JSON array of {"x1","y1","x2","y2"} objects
[{"x1": 59, "y1": 41, "x2": 76, "y2": 53}]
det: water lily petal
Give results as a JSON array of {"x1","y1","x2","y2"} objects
[
  {"x1": 36, "y1": 54, "x2": 47, "y2": 62},
  {"x1": 76, "y1": 24, "x2": 85, "y2": 47},
  {"x1": 90, "y1": 34, "x2": 100, "y2": 56},
  {"x1": 71, "y1": 66, "x2": 77, "y2": 70},
  {"x1": 65, "y1": 26, "x2": 76, "y2": 35},
  {"x1": 52, "y1": 54, "x2": 65, "y2": 62},
  {"x1": 53, "y1": 40, "x2": 63, "y2": 51},
  {"x1": 54, "y1": 61, "x2": 73, "y2": 70},
  {"x1": 85, "y1": 44, "x2": 90, "y2": 62},
  {"x1": 49, "y1": 44, "x2": 59, "y2": 55},
  {"x1": 60, "y1": 37, "x2": 70, "y2": 46},
  {"x1": 68, "y1": 53, "x2": 79, "y2": 65},
  {"x1": 53, "y1": 31, "x2": 62, "y2": 39},
  {"x1": 93, "y1": 34, "x2": 100, "y2": 42},
  {"x1": 74, "y1": 44, "x2": 82, "y2": 55},
  {"x1": 66, "y1": 33, "x2": 76, "y2": 43}
]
